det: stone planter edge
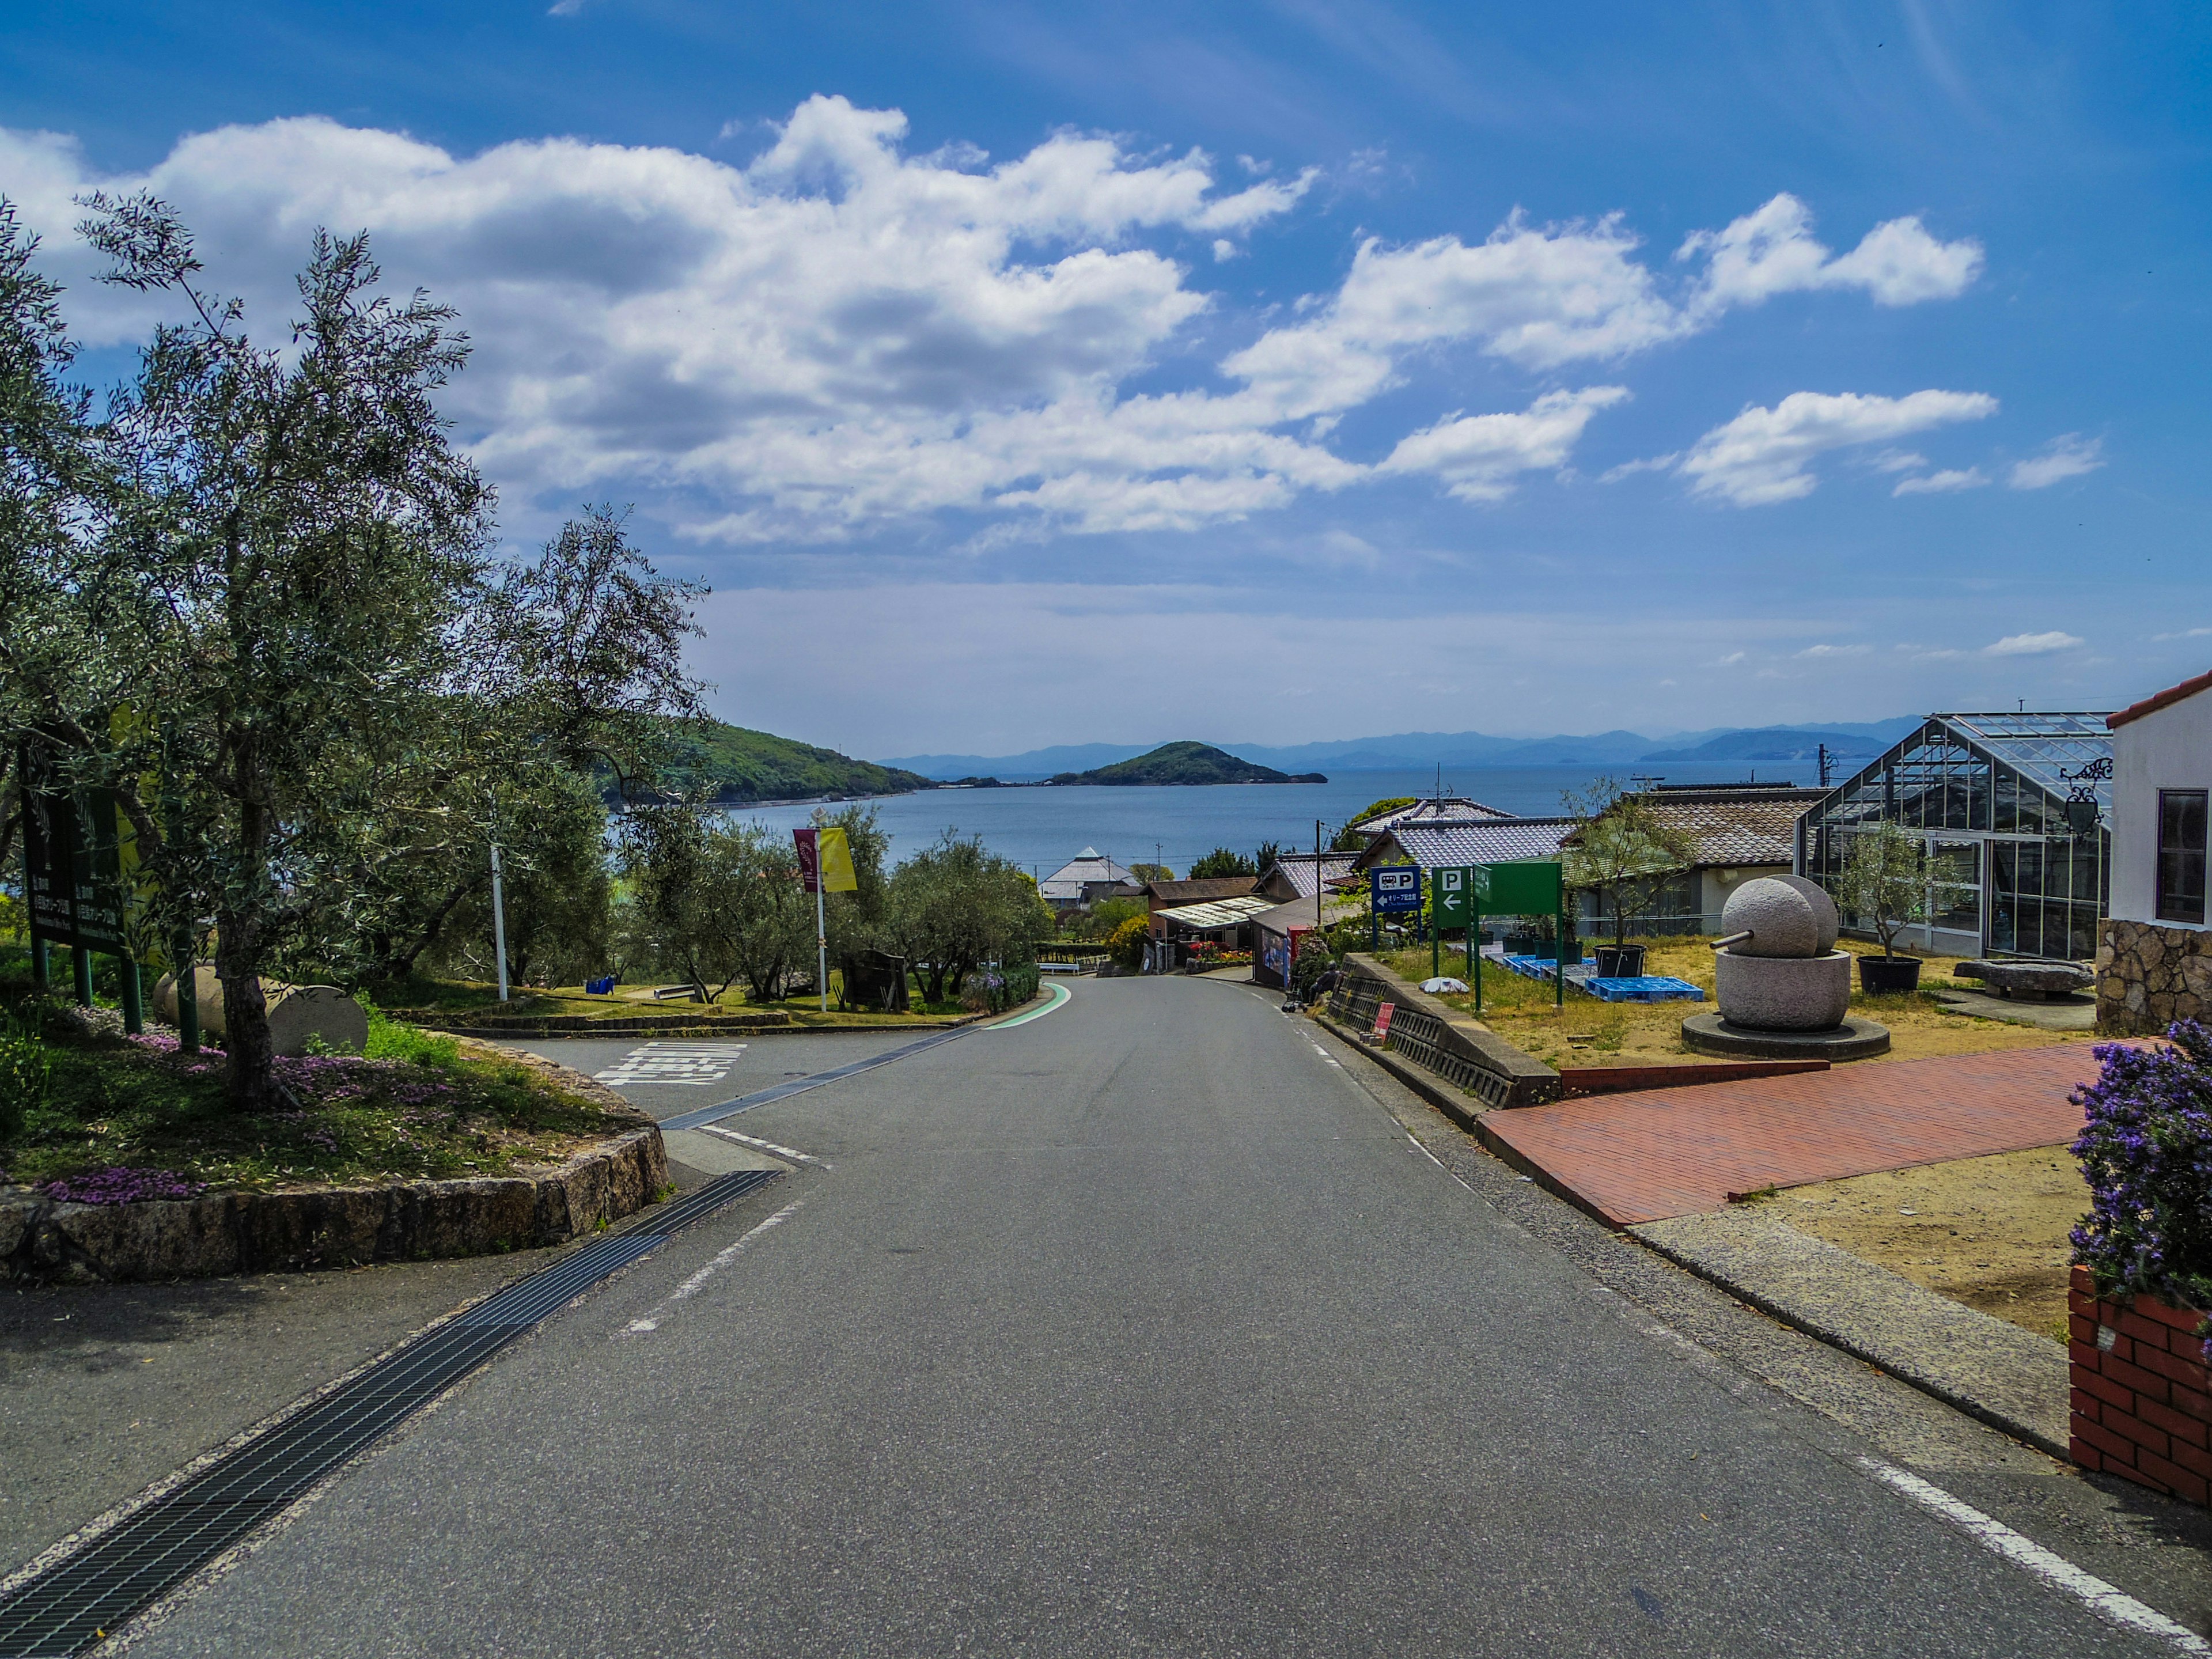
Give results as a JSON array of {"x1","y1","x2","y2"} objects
[{"x1": 0, "y1": 1046, "x2": 671, "y2": 1284}]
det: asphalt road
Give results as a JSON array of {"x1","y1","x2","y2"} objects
[{"x1": 112, "y1": 977, "x2": 2193, "y2": 1656}]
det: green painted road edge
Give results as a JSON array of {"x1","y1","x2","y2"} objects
[{"x1": 987, "y1": 981, "x2": 1071, "y2": 1029}]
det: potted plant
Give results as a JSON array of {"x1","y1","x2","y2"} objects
[
  {"x1": 1832, "y1": 821, "x2": 1953, "y2": 994},
  {"x1": 1560, "y1": 779, "x2": 1696, "y2": 982}
]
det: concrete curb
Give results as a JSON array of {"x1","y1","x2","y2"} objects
[
  {"x1": 1313, "y1": 1012, "x2": 1488, "y2": 1132},
  {"x1": 1631, "y1": 1207, "x2": 2069, "y2": 1458},
  {"x1": 0, "y1": 1047, "x2": 671, "y2": 1283}
]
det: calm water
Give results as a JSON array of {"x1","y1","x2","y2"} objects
[{"x1": 721, "y1": 764, "x2": 1767, "y2": 878}]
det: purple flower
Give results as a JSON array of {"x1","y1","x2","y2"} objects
[
  {"x1": 39, "y1": 1166, "x2": 209, "y2": 1205},
  {"x1": 2071, "y1": 1020, "x2": 2212, "y2": 1360}
]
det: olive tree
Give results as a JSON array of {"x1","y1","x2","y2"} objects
[
  {"x1": 888, "y1": 832, "x2": 1052, "y2": 1004},
  {"x1": 0, "y1": 195, "x2": 703, "y2": 1107},
  {"x1": 1832, "y1": 822, "x2": 1959, "y2": 960},
  {"x1": 1560, "y1": 779, "x2": 1701, "y2": 946}
]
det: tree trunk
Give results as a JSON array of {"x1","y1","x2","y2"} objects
[
  {"x1": 216, "y1": 907, "x2": 278, "y2": 1108},
  {"x1": 219, "y1": 790, "x2": 280, "y2": 1109}
]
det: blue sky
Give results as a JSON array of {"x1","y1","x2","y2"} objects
[{"x1": 5, "y1": 2, "x2": 2207, "y2": 759}]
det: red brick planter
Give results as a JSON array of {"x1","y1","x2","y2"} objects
[{"x1": 2069, "y1": 1264, "x2": 2212, "y2": 1505}]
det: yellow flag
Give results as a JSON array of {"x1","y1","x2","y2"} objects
[{"x1": 818, "y1": 826, "x2": 859, "y2": 892}]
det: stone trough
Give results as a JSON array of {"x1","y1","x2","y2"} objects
[{"x1": 1953, "y1": 959, "x2": 2094, "y2": 1001}]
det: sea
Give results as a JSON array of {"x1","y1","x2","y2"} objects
[{"x1": 721, "y1": 763, "x2": 1774, "y2": 880}]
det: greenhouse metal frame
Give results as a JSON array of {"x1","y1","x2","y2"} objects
[{"x1": 1794, "y1": 712, "x2": 2113, "y2": 961}]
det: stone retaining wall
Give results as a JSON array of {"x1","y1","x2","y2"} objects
[
  {"x1": 1326, "y1": 954, "x2": 1559, "y2": 1111},
  {"x1": 2097, "y1": 918, "x2": 2212, "y2": 1034},
  {"x1": 0, "y1": 1047, "x2": 669, "y2": 1283}
]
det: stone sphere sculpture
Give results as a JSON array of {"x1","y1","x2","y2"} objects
[{"x1": 1710, "y1": 876, "x2": 1851, "y2": 1031}]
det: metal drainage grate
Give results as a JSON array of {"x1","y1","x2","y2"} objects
[
  {"x1": 0, "y1": 1168, "x2": 781, "y2": 1658},
  {"x1": 658, "y1": 1026, "x2": 968, "y2": 1132}
]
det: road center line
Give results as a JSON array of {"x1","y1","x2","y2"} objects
[
  {"x1": 623, "y1": 1200, "x2": 805, "y2": 1334},
  {"x1": 698, "y1": 1124, "x2": 822, "y2": 1165},
  {"x1": 1853, "y1": 1455, "x2": 2211, "y2": 1653}
]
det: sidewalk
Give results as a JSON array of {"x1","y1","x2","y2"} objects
[{"x1": 1478, "y1": 1043, "x2": 2107, "y2": 1228}]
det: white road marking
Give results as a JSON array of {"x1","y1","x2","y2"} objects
[
  {"x1": 593, "y1": 1041, "x2": 748, "y2": 1087},
  {"x1": 623, "y1": 1200, "x2": 804, "y2": 1334},
  {"x1": 699, "y1": 1124, "x2": 822, "y2": 1165},
  {"x1": 1854, "y1": 1456, "x2": 2212, "y2": 1653}
]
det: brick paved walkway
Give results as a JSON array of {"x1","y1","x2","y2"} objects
[{"x1": 1479, "y1": 1043, "x2": 2109, "y2": 1228}]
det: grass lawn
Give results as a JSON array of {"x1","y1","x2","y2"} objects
[
  {"x1": 1376, "y1": 936, "x2": 2097, "y2": 1072},
  {"x1": 372, "y1": 975, "x2": 979, "y2": 1027},
  {"x1": 0, "y1": 1000, "x2": 634, "y2": 1197}
]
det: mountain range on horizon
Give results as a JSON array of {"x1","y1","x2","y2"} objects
[{"x1": 881, "y1": 719, "x2": 1927, "y2": 781}]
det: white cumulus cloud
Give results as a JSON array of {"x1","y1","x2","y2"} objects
[
  {"x1": 1377, "y1": 387, "x2": 1628, "y2": 501},
  {"x1": 0, "y1": 105, "x2": 1984, "y2": 543},
  {"x1": 1680, "y1": 389, "x2": 1999, "y2": 506},
  {"x1": 1681, "y1": 193, "x2": 1982, "y2": 317},
  {"x1": 2008, "y1": 434, "x2": 2104, "y2": 490},
  {"x1": 1985, "y1": 631, "x2": 2084, "y2": 656},
  {"x1": 1893, "y1": 467, "x2": 1990, "y2": 495}
]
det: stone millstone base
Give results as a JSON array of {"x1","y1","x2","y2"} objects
[{"x1": 1680, "y1": 1012, "x2": 1890, "y2": 1060}]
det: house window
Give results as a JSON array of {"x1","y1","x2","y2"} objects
[{"x1": 2157, "y1": 790, "x2": 2208, "y2": 925}]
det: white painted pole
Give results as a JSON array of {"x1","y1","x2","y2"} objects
[
  {"x1": 816, "y1": 880, "x2": 828, "y2": 1013},
  {"x1": 490, "y1": 842, "x2": 510, "y2": 1002}
]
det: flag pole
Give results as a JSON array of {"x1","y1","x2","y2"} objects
[{"x1": 816, "y1": 877, "x2": 828, "y2": 1014}]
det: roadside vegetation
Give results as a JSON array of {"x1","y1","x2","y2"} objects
[{"x1": 0, "y1": 989, "x2": 628, "y2": 1196}]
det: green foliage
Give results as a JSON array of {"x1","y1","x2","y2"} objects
[
  {"x1": 1559, "y1": 779, "x2": 1701, "y2": 946},
  {"x1": 640, "y1": 721, "x2": 930, "y2": 805},
  {"x1": 363, "y1": 1009, "x2": 460, "y2": 1066},
  {"x1": 0, "y1": 200, "x2": 703, "y2": 1108},
  {"x1": 1072, "y1": 895, "x2": 1149, "y2": 941},
  {"x1": 0, "y1": 1015, "x2": 623, "y2": 1192},
  {"x1": 1353, "y1": 797, "x2": 1417, "y2": 825},
  {"x1": 1129, "y1": 862, "x2": 1172, "y2": 882},
  {"x1": 1051, "y1": 742, "x2": 1311, "y2": 786},
  {"x1": 619, "y1": 809, "x2": 813, "y2": 1001},
  {"x1": 0, "y1": 1006, "x2": 49, "y2": 1139},
  {"x1": 429, "y1": 769, "x2": 613, "y2": 990},
  {"x1": 889, "y1": 831, "x2": 1055, "y2": 1002},
  {"x1": 1253, "y1": 840, "x2": 1286, "y2": 874},
  {"x1": 1834, "y1": 821, "x2": 1959, "y2": 956},
  {"x1": 1189, "y1": 847, "x2": 1259, "y2": 879},
  {"x1": 1107, "y1": 915, "x2": 1152, "y2": 971}
]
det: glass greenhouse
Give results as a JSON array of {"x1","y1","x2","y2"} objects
[{"x1": 1794, "y1": 712, "x2": 2113, "y2": 961}]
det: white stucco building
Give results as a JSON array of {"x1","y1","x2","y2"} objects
[
  {"x1": 2108, "y1": 669, "x2": 2212, "y2": 930},
  {"x1": 2096, "y1": 670, "x2": 2212, "y2": 1033}
]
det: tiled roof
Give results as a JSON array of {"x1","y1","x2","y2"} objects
[
  {"x1": 1260, "y1": 851, "x2": 1359, "y2": 898},
  {"x1": 2110, "y1": 673, "x2": 2212, "y2": 729},
  {"x1": 1145, "y1": 876, "x2": 1260, "y2": 905},
  {"x1": 1353, "y1": 818, "x2": 1577, "y2": 870},
  {"x1": 1043, "y1": 851, "x2": 1139, "y2": 887},
  {"x1": 1350, "y1": 796, "x2": 1516, "y2": 833},
  {"x1": 1567, "y1": 794, "x2": 1814, "y2": 868}
]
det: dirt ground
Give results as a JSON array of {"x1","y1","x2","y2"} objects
[
  {"x1": 1774, "y1": 1146, "x2": 2086, "y2": 1343},
  {"x1": 1386, "y1": 937, "x2": 2099, "y2": 1073}
]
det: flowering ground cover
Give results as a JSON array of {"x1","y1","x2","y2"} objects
[{"x1": 0, "y1": 1002, "x2": 629, "y2": 1196}]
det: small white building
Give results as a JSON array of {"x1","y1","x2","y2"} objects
[
  {"x1": 2099, "y1": 670, "x2": 2212, "y2": 1032},
  {"x1": 1037, "y1": 847, "x2": 1145, "y2": 913}
]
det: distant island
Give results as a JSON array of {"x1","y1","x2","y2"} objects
[
  {"x1": 616, "y1": 718, "x2": 935, "y2": 804},
  {"x1": 1049, "y1": 741, "x2": 1327, "y2": 787}
]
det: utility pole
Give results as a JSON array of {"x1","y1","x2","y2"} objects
[{"x1": 490, "y1": 840, "x2": 510, "y2": 1002}]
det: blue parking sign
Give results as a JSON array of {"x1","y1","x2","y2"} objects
[{"x1": 1370, "y1": 866, "x2": 1422, "y2": 913}]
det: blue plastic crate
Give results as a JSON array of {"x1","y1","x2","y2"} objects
[{"x1": 1581, "y1": 975, "x2": 1705, "y2": 1004}]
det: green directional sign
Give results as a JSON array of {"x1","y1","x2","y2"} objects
[
  {"x1": 1478, "y1": 859, "x2": 1563, "y2": 916},
  {"x1": 1433, "y1": 865, "x2": 1482, "y2": 927}
]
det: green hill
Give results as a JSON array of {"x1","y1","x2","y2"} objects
[
  {"x1": 1051, "y1": 741, "x2": 1327, "y2": 786},
  {"x1": 639, "y1": 720, "x2": 934, "y2": 804}
]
